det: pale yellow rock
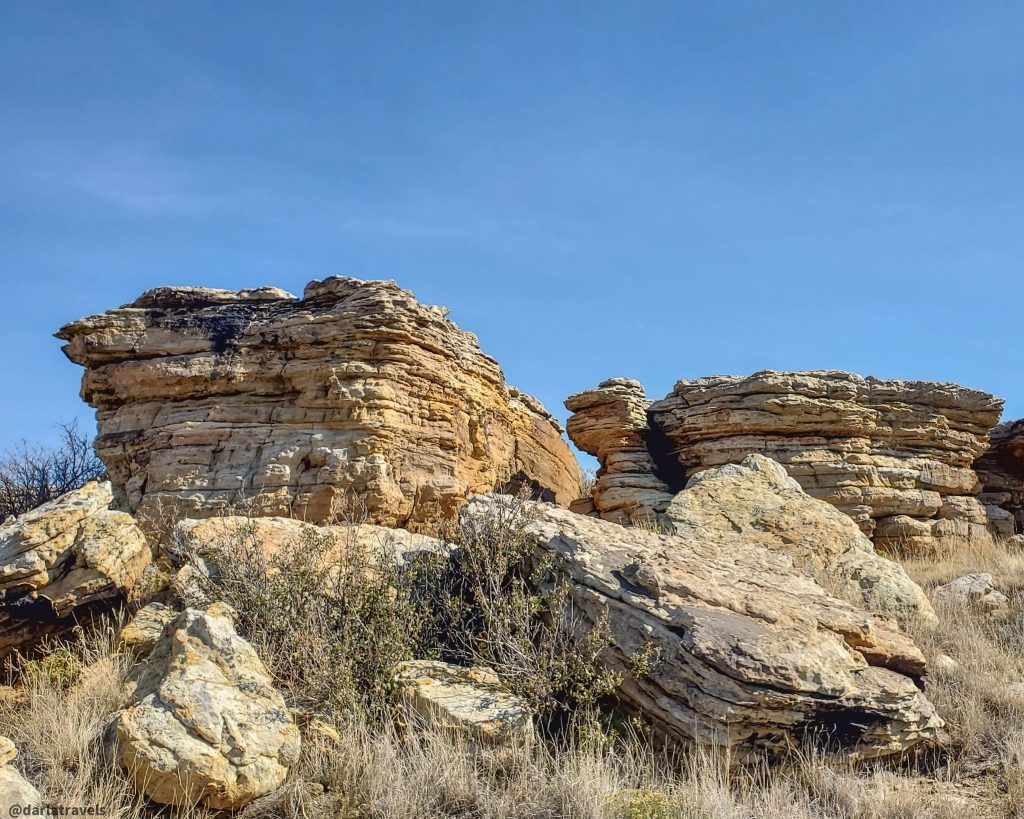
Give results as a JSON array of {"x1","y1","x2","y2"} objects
[
  {"x1": 116, "y1": 605, "x2": 300, "y2": 809},
  {"x1": 118, "y1": 601, "x2": 178, "y2": 658},
  {"x1": 0, "y1": 735, "x2": 42, "y2": 811},
  {"x1": 394, "y1": 660, "x2": 533, "y2": 747},
  {"x1": 0, "y1": 481, "x2": 151, "y2": 656},
  {"x1": 662, "y1": 455, "x2": 935, "y2": 622},
  {"x1": 56, "y1": 277, "x2": 581, "y2": 534},
  {"x1": 462, "y1": 494, "x2": 943, "y2": 760}
]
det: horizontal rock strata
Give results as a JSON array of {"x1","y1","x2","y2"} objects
[
  {"x1": 57, "y1": 277, "x2": 580, "y2": 533},
  {"x1": 977, "y1": 420, "x2": 1024, "y2": 534},
  {"x1": 463, "y1": 494, "x2": 942, "y2": 759},
  {"x1": 569, "y1": 370, "x2": 1011, "y2": 552},
  {"x1": 565, "y1": 378, "x2": 674, "y2": 524},
  {"x1": 0, "y1": 481, "x2": 150, "y2": 656}
]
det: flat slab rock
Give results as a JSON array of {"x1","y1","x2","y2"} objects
[
  {"x1": 977, "y1": 419, "x2": 1024, "y2": 534},
  {"x1": 56, "y1": 276, "x2": 581, "y2": 533},
  {"x1": 0, "y1": 481, "x2": 150, "y2": 656},
  {"x1": 393, "y1": 660, "x2": 533, "y2": 747},
  {"x1": 462, "y1": 494, "x2": 943, "y2": 759}
]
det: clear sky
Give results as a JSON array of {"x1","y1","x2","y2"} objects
[{"x1": 2, "y1": 2, "x2": 1022, "y2": 455}]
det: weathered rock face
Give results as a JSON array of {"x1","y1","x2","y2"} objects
[
  {"x1": 116, "y1": 603, "x2": 300, "y2": 809},
  {"x1": 393, "y1": 660, "x2": 533, "y2": 747},
  {"x1": 977, "y1": 420, "x2": 1024, "y2": 534},
  {"x1": 0, "y1": 481, "x2": 151, "y2": 656},
  {"x1": 463, "y1": 495, "x2": 942, "y2": 759},
  {"x1": 663, "y1": 455, "x2": 934, "y2": 622},
  {"x1": 57, "y1": 277, "x2": 580, "y2": 533},
  {"x1": 569, "y1": 370, "x2": 1009, "y2": 553}
]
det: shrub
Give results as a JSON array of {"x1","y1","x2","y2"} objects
[
  {"x1": 179, "y1": 511, "x2": 423, "y2": 721},
  {"x1": 416, "y1": 494, "x2": 620, "y2": 729},
  {"x1": 0, "y1": 420, "x2": 105, "y2": 519}
]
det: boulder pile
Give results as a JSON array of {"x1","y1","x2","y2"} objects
[
  {"x1": 568, "y1": 371, "x2": 1014, "y2": 553},
  {"x1": 56, "y1": 277, "x2": 581, "y2": 533}
]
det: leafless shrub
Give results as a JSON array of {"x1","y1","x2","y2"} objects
[{"x1": 0, "y1": 420, "x2": 105, "y2": 519}]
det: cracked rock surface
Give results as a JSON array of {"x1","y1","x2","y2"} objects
[
  {"x1": 463, "y1": 493, "x2": 943, "y2": 759},
  {"x1": 115, "y1": 603, "x2": 300, "y2": 809}
]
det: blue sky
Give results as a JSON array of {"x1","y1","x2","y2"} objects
[{"x1": 2, "y1": 2, "x2": 1022, "y2": 454}]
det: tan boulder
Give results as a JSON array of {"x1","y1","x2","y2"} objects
[
  {"x1": 115, "y1": 603, "x2": 300, "y2": 809},
  {"x1": 661, "y1": 455, "x2": 935, "y2": 621},
  {"x1": 118, "y1": 601, "x2": 177, "y2": 658},
  {"x1": 0, "y1": 736, "x2": 42, "y2": 811},
  {"x1": 462, "y1": 495, "x2": 942, "y2": 759},
  {"x1": 931, "y1": 573, "x2": 1008, "y2": 615},
  {"x1": 0, "y1": 481, "x2": 150, "y2": 656},
  {"x1": 393, "y1": 660, "x2": 533, "y2": 747},
  {"x1": 56, "y1": 277, "x2": 581, "y2": 534}
]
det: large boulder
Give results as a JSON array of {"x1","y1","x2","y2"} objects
[
  {"x1": 56, "y1": 277, "x2": 581, "y2": 533},
  {"x1": 568, "y1": 370, "x2": 1008, "y2": 553},
  {"x1": 0, "y1": 481, "x2": 151, "y2": 656},
  {"x1": 662, "y1": 455, "x2": 934, "y2": 622},
  {"x1": 462, "y1": 495, "x2": 943, "y2": 759},
  {"x1": 0, "y1": 736, "x2": 42, "y2": 812},
  {"x1": 115, "y1": 603, "x2": 300, "y2": 809},
  {"x1": 977, "y1": 419, "x2": 1024, "y2": 534}
]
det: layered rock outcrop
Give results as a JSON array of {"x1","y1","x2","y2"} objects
[
  {"x1": 57, "y1": 277, "x2": 580, "y2": 533},
  {"x1": 463, "y1": 494, "x2": 942, "y2": 759},
  {"x1": 977, "y1": 419, "x2": 1024, "y2": 534},
  {"x1": 115, "y1": 603, "x2": 301, "y2": 809},
  {"x1": 0, "y1": 481, "x2": 150, "y2": 656},
  {"x1": 569, "y1": 370, "x2": 1010, "y2": 553}
]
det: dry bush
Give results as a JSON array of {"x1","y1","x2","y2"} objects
[
  {"x1": 177, "y1": 514, "x2": 422, "y2": 721},
  {"x1": 414, "y1": 494, "x2": 620, "y2": 729},
  {"x1": 0, "y1": 420, "x2": 105, "y2": 519}
]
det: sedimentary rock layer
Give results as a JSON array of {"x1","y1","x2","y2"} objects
[
  {"x1": 57, "y1": 277, "x2": 580, "y2": 532},
  {"x1": 0, "y1": 481, "x2": 151, "y2": 655},
  {"x1": 564, "y1": 378, "x2": 674, "y2": 524},
  {"x1": 977, "y1": 420, "x2": 1024, "y2": 533},
  {"x1": 568, "y1": 370, "x2": 1010, "y2": 552},
  {"x1": 463, "y1": 493, "x2": 942, "y2": 759}
]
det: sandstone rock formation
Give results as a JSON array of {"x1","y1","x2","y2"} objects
[
  {"x1": 462, "y1": 495, "x2": 943, "y2": 759},
  {"x1": 57, "y1": 277, "x2": 581, "y2": 533},
  {"x1": 564, "y1": 378, "x2": 674, "y2": 524},
  {"x1": 393, "y1": 660, "x2": 533, "y2": 747},
  {"x1": 569, "y1": 370, "x2": 1010, "y2": 553},
  {"x1": 116, "y1": 603, "x2": 300, "y2": 809},
  {"x1": 977, "y1": 419, "x2": 1024, "y2": 534},
  {"x1": 0, "y1": 481, "x2": 150, "y2": 656},
  {"x1": 0, "y1": 736, "x2": 42, "y2": 812},
  {"x1": 662, "y1": 455, "x2": 934, "y2": 621}
]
